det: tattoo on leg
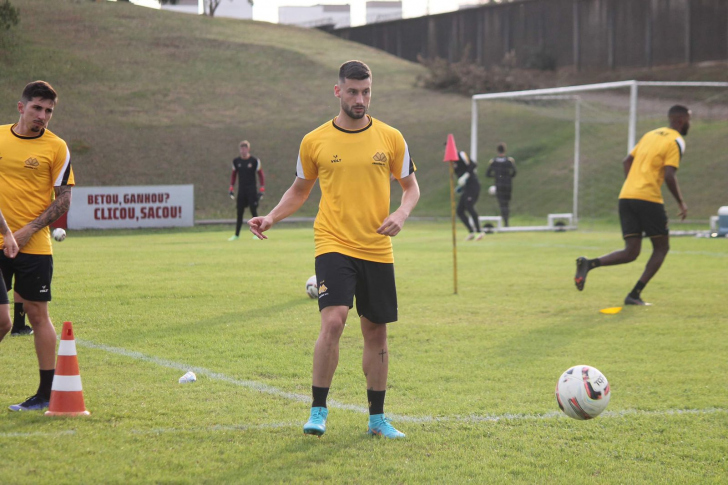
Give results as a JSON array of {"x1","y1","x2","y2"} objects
[{"x1": 379, "y1": 349, "x2": 387, "y2": 363}]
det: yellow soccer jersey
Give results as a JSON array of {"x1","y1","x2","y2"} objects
[
  {"x1": 296, "y1": 116, "x2": 416, "y2": 263},
  {"x1": 619, "y1": 127, "x2": 684, "y2": 204},
  {"x1": 0, "y1": 124, "x2": 75, "y2": 255}
]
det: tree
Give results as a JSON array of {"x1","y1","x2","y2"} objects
[{"x1": 0, "y1": 0, "x2": 19, "y2": 33}]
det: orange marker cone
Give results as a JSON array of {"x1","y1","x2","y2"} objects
[
  {"x1": 443, "y1": 134, "x2": 459, "y2": 162},
  {"x1": 45, "y1": 321, "x2": 90, "y2": 416}
]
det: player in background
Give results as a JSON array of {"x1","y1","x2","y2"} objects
[
  {"x1": 248, "y1": 60, "x2": 419, "y2": 439},
  {"x1": 0, "y1": 214, "x2": 20, "y2": 341},
  {"x1": 228, "y1": 140, "x2": 265, "y2": 241},
  {"x1": 574, "y1": 105, "x2": 690, "y2": 306},
  {"x1": 486, "y1": 143, "x2": 517, "y2": 227},
  {"x1": 0, "y1": 80, "x2": 75, "y2": 411},
  {"x1": 454, "y1": 150, "x2": 483, "y2": 240}
]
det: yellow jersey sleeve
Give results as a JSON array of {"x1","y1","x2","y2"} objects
[
  {"x1": 52, "y1": 140, "x2": 75, "y2": 186},
  {"x1": 390, "y1": 132, "x2": 416, "y2": 180},
  {"x1": 664, "y1": 136, "x2": 683, "y2": 169},
  {"x1": 296, "y1": 132, "x2": 319, "y2": 180}
]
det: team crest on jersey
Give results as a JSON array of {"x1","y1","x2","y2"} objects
[
  {"x1": 372, "y1": 152, "x2": 387, "y2": 163},
  {"x1": 24, "y1": 157, "x2": 40, "y2": 169},
  {"x1": 331, "y1": 155, "x2": 341, "y2": 164},
  {"x1": 318, "y1": 282, "x2": 328, "y2": 295},
  {"x1": 247, "y1": 162, "x2": 253, "y2": 168}
]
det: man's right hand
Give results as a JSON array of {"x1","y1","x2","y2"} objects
[
  {"x1": 2, "y1": 231, "x2": 18, "y2": 258},
  {"x1": 248, "y1": 215, "x2": 273, "y2": 240},
  {"x1": 678, "y1": 201, "x2": 688, "y2": 221},
  {"x1": 229, "y1": 185, "x2": 235, "y2": 199}
]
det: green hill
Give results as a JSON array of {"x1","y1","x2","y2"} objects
[{"x1": 1, "y1": 0, "x2": 725, "y2": 222}]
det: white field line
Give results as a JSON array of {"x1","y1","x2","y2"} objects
[
  {"x1": 3, "y1": 408, "x2": 727, "y2": 440},
  {"x1": 74, "y1": 338, "x2": 368, "y2": 413},
  {"x1": 74, "y1": 339, "x2": 728, "y2": 424},
  {"x1": 4, "y1": 338, "x2": 724, "y2": 440}
]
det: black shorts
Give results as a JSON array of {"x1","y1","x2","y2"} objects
[
  {"x1": 619, "y1": 198, "x2": 669, "y2": 239},
  {"x1": 314, "y1": 252, "x2": 397, "y2": 324},
  {"x1": 0, "y1": 272, "x2": 7, "y2": 305},
  {"x1": 0, "y1": 253, "x2": 54, "y2": 302},
  {"x1": 237, "y1": 187, "x2": 259, "y2": 209},
  {"x1": 496, "y1": 185, "x2": 512, "y2": 202}
]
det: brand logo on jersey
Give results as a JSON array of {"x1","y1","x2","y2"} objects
[
  {"x1": 24, "y1": 157, "x2": 40, "y2": 169},
  {"x1": 40, "y1": 285, "x2": 49, "y2": 293},
  {"x1": 372, "y1": 152, "x2": 387, "y2": 166},
  {"x1": 331, "y1": 155, "x2": 341, "y2": 164}
]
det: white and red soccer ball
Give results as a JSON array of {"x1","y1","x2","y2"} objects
[
  {"x1": 305, "y1": 275, "x2": 318, "y2": 299},
  {"x1": 555, "y1": 365, "x2": 611, "y2": 420}
]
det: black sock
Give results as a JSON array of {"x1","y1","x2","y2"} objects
[
  {"x1": 312, "y1": 386, "x2": 329, "y2": 408},
  {"x1": 629, "y1": 281, "x2": 646, "y2": 299},
  {"x1": 367, "y1": 389, "x2": 386, "y2": 416},
  {"x1": 12, "y1": 302, "x2": 25, "y2": 330},
  {"x1": 588, "y1": 259, "x2": 602, "y2": 270},
  {"x1": 38, "y1": 369, "x2": 55, "y2": 400}
]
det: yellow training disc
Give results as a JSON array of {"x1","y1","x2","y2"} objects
[{"x1": 599, "y1": 307, "x2": 623, "y2": 314}]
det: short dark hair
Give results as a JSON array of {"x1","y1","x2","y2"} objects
[
  {"x1": 668, "y1": 105, "x2": 689, "y2": 117},
  {"x1": 339, "y1": 60, "x2": 371, "y2": 83},
  {"x1": 497, "y1": 143, "x2": 507, "y2": 154},
  {"x1": 21, "y1": 80, "x2": 57, "y2": 104}
]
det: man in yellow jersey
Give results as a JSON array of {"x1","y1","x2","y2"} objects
[
  {"x1": 574, "y1": 105, "x2": 690, "y2": 306},
  {"x1": 0, "y1": 81, "x2": 75, "y2": 411},
  {"x1": 248, "y1": 61, "x2": 419, "y2": 439}
]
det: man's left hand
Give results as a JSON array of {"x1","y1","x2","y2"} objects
[{"x1": 377, "y1": 210, "x2": 407, "y2": 237}]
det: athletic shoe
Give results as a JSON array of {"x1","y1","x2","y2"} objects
[
  {"x1": 475, "y1": 232, "x2": 485, "y2": 241},
  {"x1": 228, "y1": 235, "x2": 239, "y2": 241},
  {"x1": 10, "y1": 325, "x2": 33, "y2": 336},
  {"x1": 303, "y1": 407, "x2": 328, "y2": 436},
  {"x1": 8, "y1": 394, "x2": 50, "y2": 412},
  {"x1": 367, "y1": 414, "x2": 405, "y2": 439},
  {"x1": 624, "y1": 295, "x2": 652, "y2": 306},
  {"x1": 574, "y1": 257, "x2": 589, "y2": 291},
  {"x1": 465, "y1": 233, "x2": 476, "y2": 241}
]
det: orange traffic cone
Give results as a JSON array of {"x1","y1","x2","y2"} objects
[
  {"x1": 443, "y1": 134, "x2": 459, "y2": 162},
  {"x1": 45, "y1": 321, "x2": 90, "y2": 416}
]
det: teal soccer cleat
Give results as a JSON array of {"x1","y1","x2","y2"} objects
[
  {"x1": 9, "y1": 394, "x2": 50, "y2": 412},
  {"x1": 303, "y1": 407, "x2": 328, "y2": 436},
  {"x1": 367, "y1": 414, "x2": 405, "y2": 439}
]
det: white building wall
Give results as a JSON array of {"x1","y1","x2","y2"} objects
[
  {"x1": 365, "y1": 1, "x2": 401, "y2": 24},
  {"x1": 279, "y1": 5, "x2": 351, "y2": 29},
  {"x1": 160, "y1": 0, "x2": 252, "y2": 19}
]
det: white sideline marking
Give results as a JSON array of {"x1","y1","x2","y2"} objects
[
  {"x1": 6, "y1": 338, "x2": 709, "y2": 437},
  {"x1": 3, "y1": 409, "x2": 727, "y2": 440},
  {"x1": 74, "y1": 338, "x2": 368, "y2": 413}
]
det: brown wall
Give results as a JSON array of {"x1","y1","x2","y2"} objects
[{"x1": 332, "y1": 0, "x2": 728, "y2": 70}]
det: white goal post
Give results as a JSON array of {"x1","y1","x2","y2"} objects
[{"x1": 471, "y1": 80, "x2": 728, "y2": 225}]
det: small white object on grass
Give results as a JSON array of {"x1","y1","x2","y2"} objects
[{"x1": 179, "y1": 371, "x2": 197, "y2": 384}]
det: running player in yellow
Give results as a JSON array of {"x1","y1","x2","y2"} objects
[
  {"x1": 248, "y1": 61, "x2": 419, "y2": 438},
  {"x1": 0, "y1": 81, "x2": 75, "y2": 411},
  {"x1": 574, "y1": 105, "x2": 690, "y2": 306}
]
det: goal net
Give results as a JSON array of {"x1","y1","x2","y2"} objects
[{"x1": 470, "y1": 81, "x2": 728, "y2": 229}]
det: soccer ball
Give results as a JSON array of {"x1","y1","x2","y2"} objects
[
  {"x1": 305, "y1": 275, "x2": 318, "y2": 299},
  {"x1": 488, "y1": 185, "x2": 497, "y2": 196},
  {"x1": 555, "y1": 365, "x2": 611, "y2": 420},
  {"x1": 52, "y1": 228, "x2": 66, "y2": 242}
]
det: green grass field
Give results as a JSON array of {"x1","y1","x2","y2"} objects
[{"x1": 1, "y1": 223, "x2": 726, "y2": 483}]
